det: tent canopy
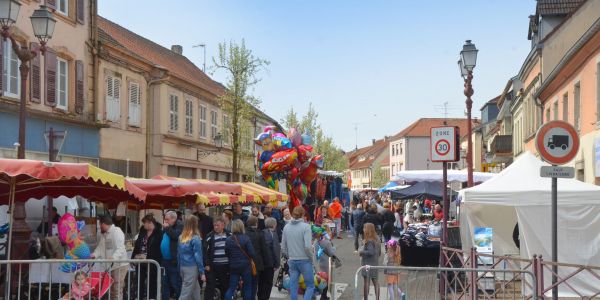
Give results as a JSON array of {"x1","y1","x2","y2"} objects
[
  {"x1": 460, "y1": 151, "x2": 600, "y2": 296},
  {"x1": 390, "y1": 181, "x2": 445, "y2": 201},
  {"x1": 393, "y1": 169, "x2": 495, "y2": 183}
]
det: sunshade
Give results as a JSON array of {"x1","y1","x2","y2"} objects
[
  {"x1": 390, "y1": 181, "x2": 446, "y2": 201},
  {"x1": 392, "y1": 169, "x2": 495, "y2": 183},
  {"x1": 0, "y1": 159, "x2": 146, "y2": 204},
  {"x1": 152, "y1": 175, "x2": 242, "y2": 194},
  {"x1": 240, "y1": 182, "x2": 288, "y2": 205}
]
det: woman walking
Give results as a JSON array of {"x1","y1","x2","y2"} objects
[
  {"x1": 246, "y1": 216, "x2": 271, "y2": 299},
  {"x1": 177, "y1": 215, "x2": 206, "y2": 300},
  {"x1": 359, "y1": 223, "x2": 381, "y2": 300},
  {"x1": 224, "y1": 219, "x2": 256, "y2": 300},
  {"x1": 131, "y1": 214, "x2": 162, "y2": 299}
]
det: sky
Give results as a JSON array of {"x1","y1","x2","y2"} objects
[{"x1": 99, "y1": 0, "x2": 536, "y2": 151}]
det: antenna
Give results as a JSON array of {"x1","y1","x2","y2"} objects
[
  {"x1": 434, "y1": 101, "x2": 460, "y2": 120},
  {"x1": 352, "y1": 122, "x2": 359, "y2": 150},
  {"x1": 192, "y1": 43, "x2": 206, "y2": 72}
]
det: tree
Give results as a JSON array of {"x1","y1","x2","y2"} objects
[
  {"x1": 281, "y1": 103, "x2": 348, "y2": 172},
  {"x1": 371, "y1": 163, "x2": 390, "y2": 188},
  {"x1": 213, "y1": 40, "x2": 269, "y2": 181}
]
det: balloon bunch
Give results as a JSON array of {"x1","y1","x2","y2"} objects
[
  {"x1": 256, "y1": 126, "x2": 323, "y2": 208},
  {"x1": 281, "y1": 272, "x2": 328, "y2": 293},
  {"x1": 57, "y1": 213, "x2": 91, "y2": 272}
]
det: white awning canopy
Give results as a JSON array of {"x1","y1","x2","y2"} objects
[{"x1": 392, "y1": 169, "x2": 495, "y2": 183}]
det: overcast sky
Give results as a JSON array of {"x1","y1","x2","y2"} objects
[{"x1": 99, "y1": 0, "x2": 536, "y2": 151}]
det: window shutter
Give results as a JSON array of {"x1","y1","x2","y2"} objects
[
  {"x1": 45, "y1": 48, "x2": 57, "y2": 106},
  {"x1": 75, "y1": 60, "x2": 84, "y2": 114},
  {"x1": 76, "y1": 0, "x2": 84, "y2": 24},
  {"x1": 47, "y1": 0, "x2": 56, "y2": 9},
  {"x1": 113, "y1": 77, "x2": 121, "y2": 121},
  {"x1": 106, "y1": 75, "x2": 114, "y2": 120},
  {"x1": 128, "y1": 82, "x2": 141, "y2": 126},
  {"x1": 0, "y1": 36, "x2": 3, "y2": 96},
  {"x1": 29, "y1": 43, "x2": 41, "y2": 103}
]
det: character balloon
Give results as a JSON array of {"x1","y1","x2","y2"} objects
[{"x1": 58, "y1": 213, "x2": 91, "y2": 272}]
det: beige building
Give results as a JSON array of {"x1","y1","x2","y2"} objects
[
  {"x1": 96, "y1": 17, "x2": 276, "y2": 180},
  {"x1": 0, "y1": 0, "x2": 100, "y2": 163},
  {"x1": 347, "y1": 138, "x2": 390, "y2": 190}
]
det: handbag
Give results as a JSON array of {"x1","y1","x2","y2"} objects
[{"x1": 233, "y1": 235, "x2": 257, "y2": 276}]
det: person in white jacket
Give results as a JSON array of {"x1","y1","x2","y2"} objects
[{"x1": 92, "y1": 215, "x2": 128, "y2": 300}]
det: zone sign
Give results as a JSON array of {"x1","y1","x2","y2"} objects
[{"x1": 430, "y1": 126, "x2": 460, "y2": 162}]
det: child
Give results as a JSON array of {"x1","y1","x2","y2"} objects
[
  {"x1": 64, "y1": 271, "x2": 90, "y2": 300},
  {"x1": 359, "y1": 223, "x2": 381, "y2": 300},
  {"x1": 383, "y1": 240, "x2": 403, "y2": 300}
]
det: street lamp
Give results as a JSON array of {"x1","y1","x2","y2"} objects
[
  {"x1": 459, "y1": 40, "x2": 478, "y2": 187},
  {"x1": 197, "y1": 133, "x2": 224, "y2": 160},
  {"x1": 1, "y1": 2, "x2": 56, "y2": 159}
]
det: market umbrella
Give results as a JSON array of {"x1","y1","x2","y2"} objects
[
  {"x1": 152, "y1": 175, "x2": 242, "y2": 194},
  {"x1": 240, "y1": 182, "x2": 288, "y2": 206},
  {"x1": 0, "y1": 158, "x2": 147, "y2": 260}
]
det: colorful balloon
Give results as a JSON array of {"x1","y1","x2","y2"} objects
[
  {"x1": 297, "y1": 145, "x2": 314, "y2": 165},
  {"x1": 273, "y1": 136, "x2": 293, "y2": 150},
  {"x1": 299, "y1": 154, "x2": 323, "y2": 185},
  {"x1": 261, "y1": 148, "x2": 298, "y2": 174},
  {"x1": 255, "y1": 132, "x2": 275, "y2": 152},
  {"x1": 292, "y1": 181, "x2": 308, "y2": 202},
  {"x1": 301, "y1": 134, "x2": 312, "y2": 146},
  {"x1": 288, "y1": 128, "x2": 302, "y2": 147},
  {"x1": 58, "y1": 213, "x2": 91, "y2": 272}
]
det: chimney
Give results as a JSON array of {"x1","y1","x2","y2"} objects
[
  {"x1": 171, "y1": 45, "x2": 183, "y2": 55},
  {"x1": 372, "y1": 139, "x2": 376, "y2": 145}
]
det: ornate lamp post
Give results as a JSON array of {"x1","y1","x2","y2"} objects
[
  {"x1": 1, "y1": 1, "x2": 56, "y2": 266},
  {"x1": 458, "y1": 40, "x2": 478, "y2": 187},
  {"x1": 1, "y1": 1, "x2": 56, "y2": 159},
  {"x1": 197, "y1": 133, "x2": 224, "y2": 159}
]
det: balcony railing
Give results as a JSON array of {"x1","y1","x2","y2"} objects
[{"x1": 491, "y1": 135, "x2": 512, "y2": 155}]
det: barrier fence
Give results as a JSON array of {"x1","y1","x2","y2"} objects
[
  {"x1": 353, "y1": 265, "x2": 537, "y2": 300},
  {"x1": 0, "y1": 258, "x2": 161, "y2": 300},
  {"x1": 443, "y1": 246, "x2": 600, "y2": 299}
]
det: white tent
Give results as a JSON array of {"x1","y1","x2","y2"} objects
[
  {"x1": 393, "y1": 169, "x2": 495, "y2": 183},
  {"x1": 460, "y1": 151, "x2": 600, "y2": 296}
]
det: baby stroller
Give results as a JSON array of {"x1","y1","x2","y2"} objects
[{"x1": 275, "y1": 257, "x2": 289, "y2": 292}]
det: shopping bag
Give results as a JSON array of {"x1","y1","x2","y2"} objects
[{"x1": 89, "y1": 271, "x2": 114, "y2": 298}]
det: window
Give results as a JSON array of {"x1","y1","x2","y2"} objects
[
  {"x1": 210, "y1": 110, "x2": 218, "y2": 139},
  {"x1": 185, "y1": 98, "x2": 193, "y2": 135},
  {"x1": 553, "y1": 101, "x2": 558, "y2": 120},
  {"x1": 223, "y1": 115, "x2": 230, "y2": 145},
  {"x1": 563, "y1": 93, "x2": 569, "y2": 122},
  {"x1": 169, "y1": 95, "x2": 179, "y2": 132},
  {"x1": 199, "y1": 105, "x2": 207, "y2": 138},
  {"x1": 105, "y1": 74, "x2": 121, "y2": 122},
  {"x1": 128, "y1": 81, "x2": 141, "y2": 126},
  {"x1": 56, "y1": 58, "x2": 68, "y2": 110},
  {"x1": 391, "y1": 145, "x2": 395, "y2": 156},
  {"x1": 2, "y1": 39, "x2": 19, "y2": 98},
  {"x1": 574, "y1": 82, "x2": 581, "y2": 131},
  {"x1": 57, "y1": 0, "x2": 68, "y2": 15},
  {"x1": 399, "y1": 143, "x2": 403, "y2": 155}
]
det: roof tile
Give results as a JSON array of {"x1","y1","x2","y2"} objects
[{"x1": 394, "y1": 118, "x2": 479, "y2": 139}]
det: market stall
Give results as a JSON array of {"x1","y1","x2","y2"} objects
[
  {"x1": 392, "y1": 169, "x2": 495, "y2": 183},
  {"x1": 460, "y1": 151, "x2": 600, "y2": 296},
  {"x1": 390, "y1": 181, "x2": 446, "y2": 201}
]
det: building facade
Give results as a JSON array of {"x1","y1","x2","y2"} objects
[
  {"x1": 347, "y1": 138, "x2": 389, "y2": 190},
  {"x1": 0, "y1": 0, "x2": 99, "y2": 163}
]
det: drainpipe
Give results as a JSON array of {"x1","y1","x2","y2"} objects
[
  {"x1": 144, "y1": 67, "x2": 168, "y2": 178},
  {"x1": 90, "y1": 0, "x2": 99, "y2": 122}
]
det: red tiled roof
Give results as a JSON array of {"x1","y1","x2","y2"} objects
[
  {"x1": 394, "y1": 118, "x2": 480, "y2": 139},
  {"x1": 347, "y1": 139, "x2": 389, "y2": 170},
  {"x1": 98, "y1": 16, "x2": 225, "y2": 96},
  {"x1": 537, "y1": 0, "x2": 585, "y2": 15}
]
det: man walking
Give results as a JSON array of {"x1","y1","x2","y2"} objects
[
  {"x1": 194, "y1": 204, "x2": 214, "y2": 239},
  {"x1": 282, "y1": 206, "x2": 315, "y2": 300},
  {"x1": 232, "y1": 203, "x2": 248, "y2": 223},
  {"x1": 353, "y1": 204, "x2": 366, "y2": 252},
  {"x1": 161, "y1": 210, "x2": 183, "y2": 300},
  {"x1": 203, "y1": 217, "x2": 231, "y2": 300},
  {"x1": 92, "y1": 215, "x2": 128, "y2": 300}
]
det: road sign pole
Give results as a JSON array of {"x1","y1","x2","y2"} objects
[
  {"x1": 552, "y1": 174, "x2": 558, "y2": 300},
  {"x1": 439, "y1": 161, "x2": 448, "y2": 298}
]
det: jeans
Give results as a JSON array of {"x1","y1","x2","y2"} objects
[
  {"x1": 334, "y1": 218, "x2": 342, "y2": 237},
  {"x1": 205, "y1": 264, "x2": 229, "y2": 300},
  {"x1": 162, "y1": 260, "x2": 181, "y2": 300},
  {"x1": 224, "y1": 268, "x2": 252, "y2": 300},
  {"x1": 289, "y1": 259, "x2": 315, "y2": 300},
  {"x1": 354, "y1": 229, "x2": 363, "y2": 251}
]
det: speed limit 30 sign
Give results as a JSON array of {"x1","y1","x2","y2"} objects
[{"x1": 431, "y1": 126, "x2": 460, "y2": 162}]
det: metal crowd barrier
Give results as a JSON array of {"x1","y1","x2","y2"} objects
[
  {"x1": 353, "y1": 265, "x2": 537, "y2": 300},
  {"x1": 0, "y1": 258, "x2": 161, "y2": 300}
]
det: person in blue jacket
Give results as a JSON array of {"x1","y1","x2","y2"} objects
[
  {"x1": 224, "y1": 219, "x2": 256, "y2": 300},
  {"x1": 177, "y1": 215, "x2": 206, "y2": 300}
]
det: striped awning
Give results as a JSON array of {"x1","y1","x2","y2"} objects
[{"x1": 240, "y1": 182, "x2": 288, "y2": 205}]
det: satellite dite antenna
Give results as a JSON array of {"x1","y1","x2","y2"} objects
[{"x1": 192, "y1": 43, "x2": 206, "y2": 72}]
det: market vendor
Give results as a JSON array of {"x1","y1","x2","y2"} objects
[
  {"x1": 36, "y1": 206, "x2": 60, "y2": 236},
  {"x1": 433, "y1": 204, "x2": 444, "y2": 221}
]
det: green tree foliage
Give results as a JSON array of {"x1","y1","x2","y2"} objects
[
  {"x1": 281, "y1": 103, "x2": 348, "y2": 172},
  {"x1": 371, "y1": 163, "x2": 390, "y2": 188},
  {"x1": 213, "y1": 40, "x2": 269, "y2": 181}
]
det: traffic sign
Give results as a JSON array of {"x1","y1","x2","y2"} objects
[
  {"x1": 540, "y1": 166, "x2": 575, "y2": 178},
  {"x1": 430, "y1": 126, "x2": 459, "y2": 162},
  {"x1": 535, "y1": 121, "x2": 579, "y2": 165}
]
